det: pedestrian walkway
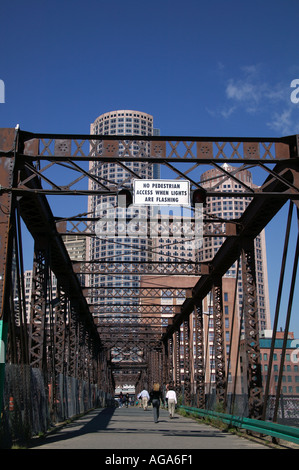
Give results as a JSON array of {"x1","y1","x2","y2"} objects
[{"x1": 30, "y1": 406, "x2": 269, "y2": 450}]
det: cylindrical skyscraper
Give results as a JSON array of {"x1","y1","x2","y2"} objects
[{"x1": 87, "y1": 110, "x2": 155, "y2": 312}]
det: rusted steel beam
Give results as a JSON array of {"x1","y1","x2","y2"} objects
[{"x1": 16, "y1": 130, "x2": 296, "y2": 164}]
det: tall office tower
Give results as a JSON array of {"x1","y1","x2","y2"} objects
[
  {"x1": 198, "y1": 163, "x2": 271, "y2": 332},
  {"x1": 88, "y1": 110, "x2": 155, "y2": 311}
]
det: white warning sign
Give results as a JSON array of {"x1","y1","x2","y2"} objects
[{"x1": 133, "y1": 179, "x2": 190, "y2": 206}]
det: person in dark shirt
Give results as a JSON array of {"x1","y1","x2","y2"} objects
[{"x1": 149, "y1": 383, "x2": 164, "y2": 423}]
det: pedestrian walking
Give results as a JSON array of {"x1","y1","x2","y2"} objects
[
  {"x1": 125, "y1": 393, "x2": 130, "y2": 407},
  {"x1": 137, "y1": 389, "x2": 150, "y2": 410},
  {"x1": 165, "y1": 384, "x2": 177, "y2": 418},
  {"x1": 149, "y1": 383, "x2": 164, "y2": 423}
]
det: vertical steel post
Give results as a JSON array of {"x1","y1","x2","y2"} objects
[
  {"x1": 182, "y1": 318, "x2": 191, "y2": 405},
  {"x1": 194, "y1": 304, "x2": 205, "y2": 409},
  {"x1": 28, "y1": 242, "x2": 50, "y2": 372},
  {"x1": 212, "y1": 277, "x2": 227, "y2": 408},
  {"x1": 241, "y1": 237, "x2": 263, "y2": 419},
  {"x1": 67, "y1": 301, "x2": 79, "y2": 378},
  {"x1": 153, "y1": 347, "x2": 160, "y2": 385},
  {"x1": 53, "y1": 286, "x2": 67, "y2": 375},
  {"x1": 174, "y1": 329, "x2": 181, "y2": 395},
  {"x1": 0, "y1": 129, "x2": 18, "y2": 418},
  {"x1": 168, "y1": 336, "x2": 174, "y2": 385},
  {"x1": 162, "y1": 340, "x2": 169, "y2": 387},
  {"x1": 145, "y1": 345, "x2": 153, "y2": 390}
]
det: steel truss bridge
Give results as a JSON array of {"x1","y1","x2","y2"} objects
[{"x1": 0, "y1": 128, "x2": 299, "y2": 440}]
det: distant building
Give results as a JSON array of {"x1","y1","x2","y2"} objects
[
  {"x1": 88, "y1": 110, "x2": 157, "y2": 309},
  {"x1": 240, "y1": 329, "x2": 299, "y2": 396},
  {"x1": 198, "y1": 163, "x2": 271, "y2": 332},
  {"x1": 62, "y1": 234, "x2": 86, "y2": 261}
]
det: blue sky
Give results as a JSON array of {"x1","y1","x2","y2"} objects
[
  {"x1": 1, "y1": 0, "x2": 299, "y2": 335},
  {"x1": 1, "y1": 0, "x2": 299, "y2": 136}
]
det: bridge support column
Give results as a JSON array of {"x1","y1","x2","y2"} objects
[
  {"x1": 162, "y1": 339, "x2": 170, "y2": 387},
  {"x1": 241, "y1": 238, "x2": 263, "y2": 419},
  {"x1": 52, "y1": 286, "x2": 67, "y2": 376},
  {"x1": 46, "y1": 283, "x2": 67, "y2": 419},
  {"x1": 174, "y1": 329, "x2": 181, "y2": 396},
  {"x1": 166, "y1": 336, "x2": 174, "y2": 387},
  {"x1": 168, "y1": 336, "x2": 174, "y2": 385},
  {"x1": 212, "y1": 277, "x2": 227, "y2": 408},
  {"x1": 28, "y1": 241, "x2": 50, "y2": 374},
  {"x1": 152, "y1": 346, "x2": 163, "y2": 387},
  {"x1": 194, "y1": 304, "x2": 205, "y2": 409},
  {"x1": 146, "y1": 347, "x2": 152, "y2": 389},
  {"x1": 0, "y1": 129, "x2": 17, "y2": 418},
  {"x1": 182, "y1": 318, "x2": 191, "y2": 405},
  {"x1": 67, "y1": 301, "x2": 80, "y2": 378}
]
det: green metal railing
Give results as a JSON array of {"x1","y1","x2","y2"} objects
[
  {"x1": 0, "y1": 320, "x2": 8, "y2": 419},
  {"x1": 179, "y1": 406, "x2": 299, "y2": 446}
]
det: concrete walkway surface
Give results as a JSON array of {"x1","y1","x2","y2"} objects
[{"x1": 29, "y1": 406, "x2": 269, "y2": 451}]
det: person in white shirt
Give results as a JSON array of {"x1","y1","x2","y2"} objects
[
  {"x1": 137, "y1": 389, "x2": 150, "y2": 410},
  {"x1": 165, "y1": 385, "x2": 177, "y2": 419}
]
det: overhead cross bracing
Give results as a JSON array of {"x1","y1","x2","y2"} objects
[{"x1": 0, "y1": 128, "x2": 299, "y2": 429}]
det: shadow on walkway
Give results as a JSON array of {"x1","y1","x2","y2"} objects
[
  {"x1": 29, "y1": 407, "x2": 115, "y2": 448},
  {"x1": 28, "y1": 407, "x2": 271, "y2": 450}
]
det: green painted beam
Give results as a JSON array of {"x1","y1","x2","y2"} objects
[{"x1": 180, "y1": 406, "x2": 299, "y2": 446}]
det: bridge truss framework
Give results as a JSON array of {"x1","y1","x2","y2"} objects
[{"x1": 0, "y1": 128, "x2": 299, "y2": 428}]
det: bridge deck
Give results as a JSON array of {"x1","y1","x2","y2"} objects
[{"x1": 30, "y1": 406, "x2": 268, "y2": 451}]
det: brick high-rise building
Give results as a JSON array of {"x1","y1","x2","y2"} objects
[
  {"x1": 198, "y1": 163, "x2": 271, "y2": 332},
  {"x1": 240, "y1": 329, "x2": 299, "y2": 404}
]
